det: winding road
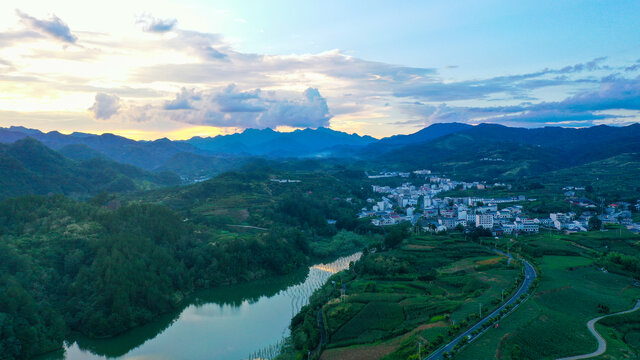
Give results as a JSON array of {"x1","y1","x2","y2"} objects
[
  {"x1": 556, "y1": 299, "x2": 640, "y2": 360},
  {"x1": 424, "y1": 252, "x2": 537, "y2": 360}
]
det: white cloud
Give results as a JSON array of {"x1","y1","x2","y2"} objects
[{"x1": 89, "y1": 93, "x2": 120, "y2": 120}]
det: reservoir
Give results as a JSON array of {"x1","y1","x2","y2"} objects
[{"x1": 40, "y1": 253, "x2": 361, "y2": 360}]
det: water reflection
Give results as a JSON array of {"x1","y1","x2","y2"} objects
[{"x1": 39, "y1": 253, "x2": 361, "y2": 360}]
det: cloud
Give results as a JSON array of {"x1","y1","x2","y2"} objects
[
  {"x1": 558, "y1": 56, "x2": 609, "y2": 73},
  {"x1": 0, "y1": 30, "x2": 43, "y2": 48},
  {"x1": 16, "y1": 10, "x2": 77, "y2": 43},
  {"x1": 625, "y1": 60, "x2": 640, "y2": 72},
  {"x1": 161, "y1": 85, "x2": 331, "y2": 128},
  {"x1": 0, "y1": 59, "x2": 14, "y2": 73},
  {"x1": 394, "y1": 57, "x2": 611, "y2": 101},
  {"x1": 3, "y1": 11, "x2": 640, "y2": 136},
  {"x1": 214, "y1": 84, "x2": 264, "y2": 112},
  {"x1": 260, "y1": 87, "x2": 331, "y2": 128},
  {"x1": 133, "y1": 49, "x2": 434, "y2": 85},
  {"x1": 164, "y1": 88, "x2": 201, "y2": 110},
  {"x1": 401, "y1": 76, "x2": 640, "y2": 127},
  {"x1": 89, "y1": 93, "x2": 120, "y2": 120},
  {"x1": 137, "y1": 15, "x2": 177, "y2": 33},
  {"x1": 531, "y1": 76, "x2": 640, "y2": 113},
  {"x1": 170, "y1": 30, "x2": 228, "y2": 60}
]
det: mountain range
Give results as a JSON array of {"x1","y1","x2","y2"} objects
[{"x1": 1, "y1": 122, "x2": 639, "y2": 186}]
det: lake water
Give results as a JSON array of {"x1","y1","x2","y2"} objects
[{"x1": 40, "y1": 253, "x2": 361, "y2": 360}]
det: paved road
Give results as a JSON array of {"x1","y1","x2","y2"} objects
[
  {"x1": 556, "y1": 299, "x2": 640, "y2": 360},
  {"x1": 424, "y1": 252, "x2": 537, "y2": 360}
]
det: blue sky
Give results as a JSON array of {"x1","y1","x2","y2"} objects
[
  {"x1": 0, "y1": 0, "x2": 639, "y2": 139},
  {"x1": 216, "y1": 1, "x2": 640, "y2": 72}
]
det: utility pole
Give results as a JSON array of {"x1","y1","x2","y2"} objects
[{"x1": 418, "y1": 341, "x2": 422, "y2": 359}]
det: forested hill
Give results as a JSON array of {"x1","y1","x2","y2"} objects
[
  {"x1": 367, "y1": 123, "x2": 640, "y2": 180},
  {"x1": 0, "y1": 137, "x2": 180, "y2": 199},
  {"x1": 0, "y1": 164, "x2": 379, "y2": 359},
  {"x1": 0, "y1": 195, "x2": 314, "y2": 359}
]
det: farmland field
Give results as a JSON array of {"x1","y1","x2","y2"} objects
[
  {"x1": 294, "y1": 233, "x2": 523, "y2": 360},
  {"x1": 455, "y1": 233, "x2": 640, "y2": 360}
]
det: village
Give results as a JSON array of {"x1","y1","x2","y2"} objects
[{"x1": 361, "y1": 170, "x2": 640, "y2": 236}]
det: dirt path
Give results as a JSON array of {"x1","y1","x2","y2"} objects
[{"x1": 556, "y1": 300, "x2": 640, "y2": 360}]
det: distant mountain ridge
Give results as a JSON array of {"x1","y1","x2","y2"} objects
[
  {"x1": 0, "y1": 126, "x2": 378, "y2": 173},
  {"x1": 2, "y1": 123, "x2": 640, "y2": 182},
  {"x1": 182, "y1": 127, "x2": 377, "y2": 156},
  {"x1": 367, "y1": 123, "x2": 640, "y2": 180}
]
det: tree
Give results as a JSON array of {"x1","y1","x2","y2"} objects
[
  {"x1": 588, "y1": 216, "x2": 602, "y2": 231},
  {"x1": 384, "y1": 224, "x2": 410, "y2": 249}
]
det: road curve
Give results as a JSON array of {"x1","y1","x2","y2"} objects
[
  {"x1": 556, "y1": 299, "x2": 640, "y2": 360},
  {"x1": 424, "y1": 252, "x2": 537, "y2": 360}
]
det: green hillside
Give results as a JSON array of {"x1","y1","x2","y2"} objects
[{"x1": 0, "y1": 138, "x2": 180, "y2": 199}]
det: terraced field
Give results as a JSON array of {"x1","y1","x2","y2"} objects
[{"x1": 314, "y1": 234, "x2": 522, "y2": 360}]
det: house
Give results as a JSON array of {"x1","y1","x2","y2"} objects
[
  {"x1": 515, "y1": 220, "x2": 539, "y2": 233},
  {"x1": 565, "y1": 221, "x2": 587, "y2": 232},
  {"x1": 539, "y1": 218, "x2": 554, "y2": 228},
  {"x1": 476, "y1": 214, "x2": 494, "y2": 229},
  {"x1": 440, "y1": 208, "x2": 455, "y2": 217},
  {"x1": 439, "y1": 218, "x2": 458, "y2": 229},
  {"x1": 503, "y1": 223, "x2": 516, "y2": 234},
  {"x1": 424, "y1": 208, "x2": 438, "y2": 218}
]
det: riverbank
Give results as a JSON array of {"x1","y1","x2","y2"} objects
[{"x1": 36, "y1": 253, "x2": 362, "y2": 360}]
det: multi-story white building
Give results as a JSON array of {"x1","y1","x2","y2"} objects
[{"x1": 476, "y1": 214, "x2": 494, "y2": 229}]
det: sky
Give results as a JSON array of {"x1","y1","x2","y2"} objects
[{"x1": 1, "y1": 0, "x2": 640, "y2": 140}]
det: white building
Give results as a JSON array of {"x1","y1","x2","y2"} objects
[{"x1": 476, "y1": 214, "x2": 494, "y2": 229}]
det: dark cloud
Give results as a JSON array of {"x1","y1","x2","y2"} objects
[
  {"x1": 16, "y1": 10, "x2": 77, "y2": 43},
  {"x1": 137, "y1": 15, "x2": 177, "y2": 33},
  {"x1": 89, "y1": 93, "x2": 120, "y2": 120}
]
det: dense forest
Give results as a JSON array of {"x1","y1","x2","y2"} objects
[{"x1": 0, "y1": 163, "x2": 378, "y2": 359}]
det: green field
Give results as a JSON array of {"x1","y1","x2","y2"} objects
[
  {"x1": 455, "y1": 232, "x2": 640, "y2": 360},
  {"x1": 284, "y1": 233, "x2": 522, "y2": 359},
  {"x1": 593, "y1": 309, "x2": 640, "y2": 359}
]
